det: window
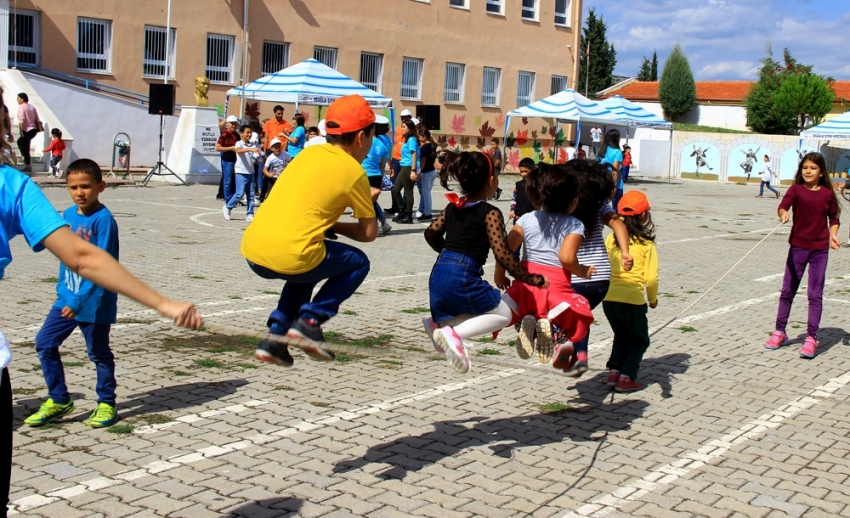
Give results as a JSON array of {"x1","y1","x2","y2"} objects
[
  {"x1": 262, "y1": 41, "x2": 289, "y2": 76},
  {"x1": 551, "y1": 75, "x2": 568, "y2": 95},
  {"x1": 481, "y1": 67, "x2": 501, "y2": 107},
  {"x1": 486, "y1": 0, "x2": 503, "y2": 14},
  {"x1": 76, "y1": 18, "x2": 112, "y2": 74},
  {"x1": 449, "y1": 0, "x2": 469, "y2": 8},
  {"x1": 206, "y1": 34, "x2": 235, "y2": 84},
  {"x1": 401, "y1": 57, "x2": 424, "y2": 101},
  {"x1": 314, "y1": 46, "x2": 338, "y2": 70},
  {"x1": 444, "y1": 62, "x2": 465, "y2": 104},
  {"x1": 517, "y1": 71, "x2": 535, "y2": 107},
  {"x1": 142, "y1": 26, "x2": 176, "y2": 79},
  {"x1": 360, "y1": 52, "x2": 383, "y2": 93},
  {"x1": 521, "y1": 0, "x2": 539, "y2": 20},
  {"x1": 8, "y1": 10, "x2": 40, "y2": 66},
  {"x1": 555, "y1": 0, "x2": 570, "y2": 25}
]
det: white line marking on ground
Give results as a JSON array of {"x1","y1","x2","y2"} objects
[
  {"x1": 754, "y1": 273, "x2": 784, "y2": 282},
  {"x1": 189, "y1": 211, "x2": 221, "y2": 227},
  {"x1": 561, "y1": 371, "x2": 850, "y2": 517},
  {"x1": 659, "y1": 227, "x2": 779, "y2": 245}
]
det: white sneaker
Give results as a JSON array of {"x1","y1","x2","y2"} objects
[
  {"x1": 434, "y1": 326, "x2": 470, "y2": 374},
  {"x1": 517, "y1": 315, "x2": 536, "y2": 360},
  {"x1": 380, "y1": 221, "x2": 392, "y2": 235},
  {"x1": 415, "y1": 211, "x2": 423, "y2": 218},
  {"x1": 222, "y1": 205, "x2": 232, "y2": 221},
  {"x1": 536, "y1": 318, "x2": 553, "y2": 363},
  {"x1": 246, "y1": 214, "x2": 254, "y2": 222},
  {"x1": 422, "y1": 317, "x2": 442, "y2": 353}
]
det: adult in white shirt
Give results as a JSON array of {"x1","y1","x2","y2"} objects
[{"x1": 590, "y1": 126, "x2": 602, "y2": 158}]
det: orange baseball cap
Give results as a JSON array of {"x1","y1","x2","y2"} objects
[
  {"x1": 325, "y1": 95, "x2": 376, "y2": 135},
  {"x1": 617, "y1": 190, "x2": 651, "y2": 216}
]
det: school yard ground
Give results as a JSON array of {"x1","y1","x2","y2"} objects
[{"x1": 5, "y1": 178, "x2": 850, "y2": 518}]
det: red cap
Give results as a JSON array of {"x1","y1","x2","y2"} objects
[
  {"x1": 325, "y1": 95, "x2": 376, "y2": 135},
  {"x1": 617, "y1": 190, "x2": 651, "y2": 216}
]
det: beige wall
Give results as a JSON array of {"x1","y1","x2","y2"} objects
[{"x1": 15, "y1": 0, "x2": 581, "y2": 115}]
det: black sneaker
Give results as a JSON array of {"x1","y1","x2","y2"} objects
[
  {"x1": 254, "y1": 340, "x2": 294, "y2": 367},
  {"x1": 416, "y1": 214, "x2": 432, "y2": 221},
  {"x1": 286, "y1": 318, "x2": 335, "y2": 361},
  {"x1": 384, "y1": 207, "x2": 399, "y2": 215}
]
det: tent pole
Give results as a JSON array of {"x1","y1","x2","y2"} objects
[
  {"x1": 503, "y1": 116, "x2": 511, "y2": 172},
  {"x1": 554, "y1": 120, "x2": 560, "y2": 163}
]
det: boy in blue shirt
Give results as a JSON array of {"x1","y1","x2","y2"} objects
[{"x1": 26, "y1": 159, "x2": 122, "y2": 429}]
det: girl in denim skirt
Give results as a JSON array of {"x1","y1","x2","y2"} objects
[{"x1": 423, "y1": 151, "x2": 548, "y2": 373}]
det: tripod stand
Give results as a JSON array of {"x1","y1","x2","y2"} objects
[{"x1": 143, "y1": 114, "x2": 185, "y2": 186}]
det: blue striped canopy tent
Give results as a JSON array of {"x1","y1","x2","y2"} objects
[
  {"x1": 225, "y1": 58, "x2": 394, "y2": 112},
  {"x1": 600, "y1": 95, "x2": 673, "y2": 129},
  {"x1": 800, "y1": 111, "x2": 850, "y2": 140}
]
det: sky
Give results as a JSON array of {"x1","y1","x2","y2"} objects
[{"x1": 584, "y1": 0, "x2": 850, "y2": 81}]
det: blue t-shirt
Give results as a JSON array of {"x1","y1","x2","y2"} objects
[
  {"x1": 0, "y1": 166, "x2": 67, "y2": 280},
  {"x1": 400, "y1": 136, "x2": 420, "y2": 167},
  {"x1": 362, "y1": 135, "x2": 391, "y2": 177},
  {"x1": 288, "y1": 126, "x2": 306, "y2": 157},
  {"x1": 600, "y1": 147, "x2": 624, "y2": 189},
  {"x1": 53, "y1": 204, "x2": 119, "y2": 324}
]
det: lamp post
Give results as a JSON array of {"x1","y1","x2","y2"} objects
[
  {"x1": 164, "y1": 0, "x2": 171, "y2": 84},
  {"x1": 240, "y1": 0, "x2": 249, "y2": 119}
]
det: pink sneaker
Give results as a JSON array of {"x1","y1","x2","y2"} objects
[
  {"x1": 422, "y1": 317, "x2": 442, "y2": 354},
  {"x1": 764, "y1": 331, "x2": 788, "y2": 350},
  {"x1": 552, "y1": 342, "x2": 575, "y2": 370},
  {"x1": 799, "y1": 336, "x2": 817, "y2": 359},
  {"x1": 434, "y1": 327, "x2": 470, "y2": 374}
]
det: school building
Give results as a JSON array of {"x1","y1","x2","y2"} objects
[{"x1": 1, "y1": 0, "x2": 582, "y2": 155}]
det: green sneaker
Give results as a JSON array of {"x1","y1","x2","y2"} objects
[
  {"x1": 85, "y1": 403, "x2": 118, "y2": 428},
  {"x1": 24, "y1": 398, "x2": 74, "y2": 427}
]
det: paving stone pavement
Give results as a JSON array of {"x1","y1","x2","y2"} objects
[{"x1": 4, "y1": 178, "x2": 850, "y2": 517}]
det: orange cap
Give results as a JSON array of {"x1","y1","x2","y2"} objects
[
  {"x1": 325, "y1": 95, "x2": 376, "y2": 135},
  {"x1": 617, "y1": 190, "x2": 651, "y2": 216}
]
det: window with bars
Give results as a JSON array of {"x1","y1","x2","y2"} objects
[
  {"x1": 550, "y1": 75, "x2": 568, "y2": 95},
  {"x1": 77, "y1": 18, "x2": 111, "y2": 74},
  {"x1": 142, "y1": 26, "x2": 176, "y2": 79},
  {"x1": 486, "y1": 0, "x2": 503, "y2": 14},
  {"x1": 481, "y1": 67, "x2": 501, "y2": 107},
  {"x1": 360, "y1": 52, "x2": 383, "y2": 93},
  {"x1": 314, "y1": 46, "x2": 338, "y2": 70},
  {"x1": 555, "y1": 0, "x2": 570, "y2": 25},
  {"x1": 206, "y1": 34, "x2": 234, "y2": 84},
  {"x1": 8, "y1": 10, "x2": 39, "y2": 66},
  {"x1": 449, "y1": 0, "x2": 468, "y2": 8},
  {"x1": 262, "y1": 41, "x2": 289, "y2": 75},
  {"x1": 521, "y1": 0, "x2": 538, "y2": 20},
  {"x1": 401, "y1": 57, "x2": 424, "y2": 101},
  {"x1": 444, "y1": 62, "x2": 465, "y2": 104},
  {"x1": 517, "y1": 71, "x2": 535, "y2": 107}
]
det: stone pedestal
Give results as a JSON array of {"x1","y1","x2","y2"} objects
[{"x1": 166, "y1": 106, "x2": 221, "y2": 184}]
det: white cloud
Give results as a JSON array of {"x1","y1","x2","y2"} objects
[{"x1": 699, "y1": 61, "x2": 759, "y2": 79}]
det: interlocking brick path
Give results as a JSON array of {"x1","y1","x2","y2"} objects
[{"x1": 4, "y1": 178, "x2": 850, "y2": 517}]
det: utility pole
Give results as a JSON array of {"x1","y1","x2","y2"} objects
[
  {"x1": 240, "y1": 0, "x2": 249, "y2": 120},
  {"x1": 584, "y1": 41, "x2": 590, "y2": 97},
  {"x1": 164, "y1": 0, "x2": 171, "y2": 84}
]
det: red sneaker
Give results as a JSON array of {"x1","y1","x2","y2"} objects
[
  {"x1": 606, "y1": 370, "x2": 620, "y2": 386},
  {"x1": 799, "y1": 336, "x2": 817, "y2": 359},
  {"x1": 552, "y1": 342, "x2": 575, "y2": 370},
  {"x1": 614, "y1": 375, "x2": 644, "y2": 393}
]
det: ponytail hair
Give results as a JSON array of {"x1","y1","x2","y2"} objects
[{"x1": 438, "y1": 150, "x2": 492, "y2": 196}]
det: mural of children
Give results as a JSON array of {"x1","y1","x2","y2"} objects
[
  {"x1": 740, "y1": 146, "x2": 761, "y2": 181},
  {"x1": 690, "y1": 146, "x2": 713, "y2": 177}
]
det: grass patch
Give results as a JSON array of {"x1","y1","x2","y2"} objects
[
  {"x1": 236, "y1": 363, "x2": 259, "y2": 369},
  {"x1": 353, "y1": 291, "x2": 363, "y2": 295},
  {"x1": 334, "y1": 353, "x2": 366, "y2": 363},
  {"x1": 736, "y1": 181, "x2": 748, "y2": 186},
  {"x1": 40, "y1": 422, "x2": 64, "y2": 430},
  {"x1": 661, "y1": 293, "x2": 677, "y2": 298},
  {"x1": 134, "y1": 414, "x2": 173, "y2": 425},
  {"x1": 194, "y1": 358, "x2": 223, "y2": 369},
  {"x1": 189, "y1": 275, "x2": 205, "y2": 280},
  {"x1": 325, "y1": 333, "x2": 394, "y2": 348},
  {"x1": 398, "y1": 287, "x2": 415, "y2": 292},
  {"x1": 275, "y1": 385, "x2": 294, "y2": 391},
  {"x1": 172, "y1": 370, "x2": 191, "y2": 376},
  {"x1": 229, "y1": 295, "x2": 242, "y2": 300},
  {"x1": 117, "y1": 317, "x2": 156, "y2": 325},
  {"x1": 161, "y1": 332, "x2": 262, "y2": 357},
  {"x1": 379, "y1": 360, "x2": 403, "y2": 366},
  {"x1": 538, "y1": 402, "x2": 578, "y2": 416},
  {"x1": 679, "y1": 326, "x2": 697, "y2": 333},
  {"x1": 699, "y1": 225, "x2": 708, "y2": 229},
  {"x1": 406, "y1": 346, "x2": 426, "y2": 352},
  {"x1": 738, "y1": 213, "x2": 753, "y2": 217},
  {"x1": 342, "y1": 310, "x2": 358, "y2": 316},
  {"x1": 378, "y1": 288, "x2": 394, "y2": 293},
  {"x1": 475, "y1": 337, "x2": 496, "y2": 343},
  {"x1": 64, "y1": 361, "x2": 85, "y2": 368},
  {"x1": 428, "y1": 355, "x2": 445, "y2": 361},
  {"x1": 311, "y1": 402, "x2": 330, "y2": 408},
  {"x1": 479, "y1": 348, "x2": 501, "y2": 356},
  {"x1": 401, "y1": 307, "x2": 430, "y2": 314},
  {"x1": 263, "y1": 290, "x2": 278, "y2": 295},
  {"x1": 686, "y1": 290, "x2": 700, "y2": 294},
  {"x1": 673, "y1": 122, "x2": 751, "y2": 134},
  {"x1": 11, "y1": 387, "x2": 39, "y2": 395},
  {"x1": 41, "y1": 277, "x2": 59, "y2": 283},
  {"x1": 210, "y1": 345, "x2": 237, "y2": 353},
  {"x1": 106, "y1": 424, "x2": 133, "y2": 434},
  {"x1": 31, "y1": 364, "x2": 41, "y2": 372},
  {"x1": 506, "y1": 339, "x2": 517, "y2": 347}
]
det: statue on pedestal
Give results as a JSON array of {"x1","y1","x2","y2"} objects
[{"x1": 194, "y1": 76, "x2": 210, "y2": 107}]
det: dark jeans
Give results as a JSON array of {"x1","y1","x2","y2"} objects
[
  {"x1": 776, "y1": 246, "x2": 828, "y2": 339},
  {"x1": 759, "y1": 181, "x2": 778, "y2": 197},
  {"x1": 17, "y1": 128, "x2": 37, "y2": 166},
  {"x1": 612, "y1": 187, "x2": 624, "y2": 213},
  {"x1": 261, "y1": 177, "x2": 277, "y2": 202},
  {"x1": 603, "y1": 301, "x2": 650, "y2": 380},
  {"x1": 248, "y1": 240, "x2": 370, "y2": 333},
  {"x1": 389, "y1": 158, "x2": 402, "y2": 210},
  {"x1": 1, "y1": 367, "x2": 11, "y2": 518},
  {"x1": 35, "y1": 307, "x2": 116, "y2": 405},
  {"x1": 392, "y1": 166, "x2": 415, "y2": 212},
  {"x1": 621, "y1": 165, "x2": 631, "y2": 183},
  {"x1": 572, "y1": 280, "x2": 610, "y2": 354}
]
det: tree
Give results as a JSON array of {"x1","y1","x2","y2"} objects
[
  {"x1": 774, "y1": 73, "x2": 835, "y2": 134},
  {"x1": 578, "y1": 8, "x2": 617, "y2": 96},
  {"x1": 637, "y1": 57, "x2": 652, "y2": 81},
  {"x1": 745, "y1": 46, "x2": 817, "y2": 135},
  {"x1": 658, "y1": 43, "x2": 696, "y2": 121},
  {"x1": 650, "y1": 51, "x2": 658, "y2": 81}
]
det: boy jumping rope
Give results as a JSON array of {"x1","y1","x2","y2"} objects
[
  {"x1": 242, "y1": 95, "x2": 377, "y2": 366},
  {"x1": 25, "y1": 159, "x2": 121, "y2": 428}
]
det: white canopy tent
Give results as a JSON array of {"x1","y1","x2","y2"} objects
[
  {"x1": 600, "y1": 95, "x2": 673, "y2": 130},
  {"x1": 800, "y1": 111, "x2": 850, "y2": 140}
]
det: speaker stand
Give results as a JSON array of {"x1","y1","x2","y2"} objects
[{"x1": 142, "y1": 114, "x2": 185, "y2": 186}]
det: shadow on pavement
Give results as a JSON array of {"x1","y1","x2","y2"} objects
[
  {"x1": 221, "y1": 497, "x2": 304, "y2": 517},
  {"x1": 788, "y1": 327, "x2": 849, "y2": 357},
  {"x1": 571, "y1": 353, "x2": 691, "y2": 401},
  {"x1": 117, "y1": 379, "x2": 249, "y2": 419}
]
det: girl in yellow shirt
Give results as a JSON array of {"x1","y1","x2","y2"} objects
[{"x1": 602, "y1": 191, "x2": 658, "y2": 393}]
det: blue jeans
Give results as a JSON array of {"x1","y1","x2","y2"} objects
[
  {"x1": 35, "y1": 307, "x2": 115, "y2": 405},
  {"x1": 621, "y1": 165, "x2": 631, "y2": 183},
  {"x1": 759, "y1": 181, "x2": 778, "y2": 196},
  {"x1": 226, "y1": 173, "x2": 255, "y2": 215},
  {"x1": 222, "y1": 160, "x2": 236, "y2": 201},
  {"x1": 373, "y1": 202, "x2": 386, "y2": 224},
  {"x1": 418, "y1": 170, "x2": 438, "y2": 216},
  {"x1": 429, "y1": 250, "x2": 500, "y2": 323},
  {"x1": 572, "y1": 280, "x2": 610, "y2": 355},
  {"x1": 248, "y1": 240, "x2": 371, "y2": 332}
]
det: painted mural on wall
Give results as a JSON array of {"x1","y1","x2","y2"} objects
[
  {"x1": 780, "y1": 146, "x2": 818, "y2": 181},
  {"x1": 681, "y1": 143, "x2": 720, "y2": 179},
  {"x1": 729, "y1": 144, "x2": 765, "y2": 181},
  {"x1": 838, "y1": 152, "x2": 850, "y2": 175}
]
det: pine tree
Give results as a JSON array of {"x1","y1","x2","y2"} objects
[
  {"x1": 745, "y1": 46, "x2": 815, "y2": 135},
  {"x1": 637, "y1": 57, "x2": 652, "y2": 81},
  {"x1": 774, "y1": 73, "x2": 835, "y2": 135},
  {"x1": 658, "y1": 43, "x2": 696, "y2": 121},
  {"x1": 650, "y1": 51, "x2": 658, "y2": 81},
  {"x1": 578, "y1": 8, "x2": 617, "y2": 96}
]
